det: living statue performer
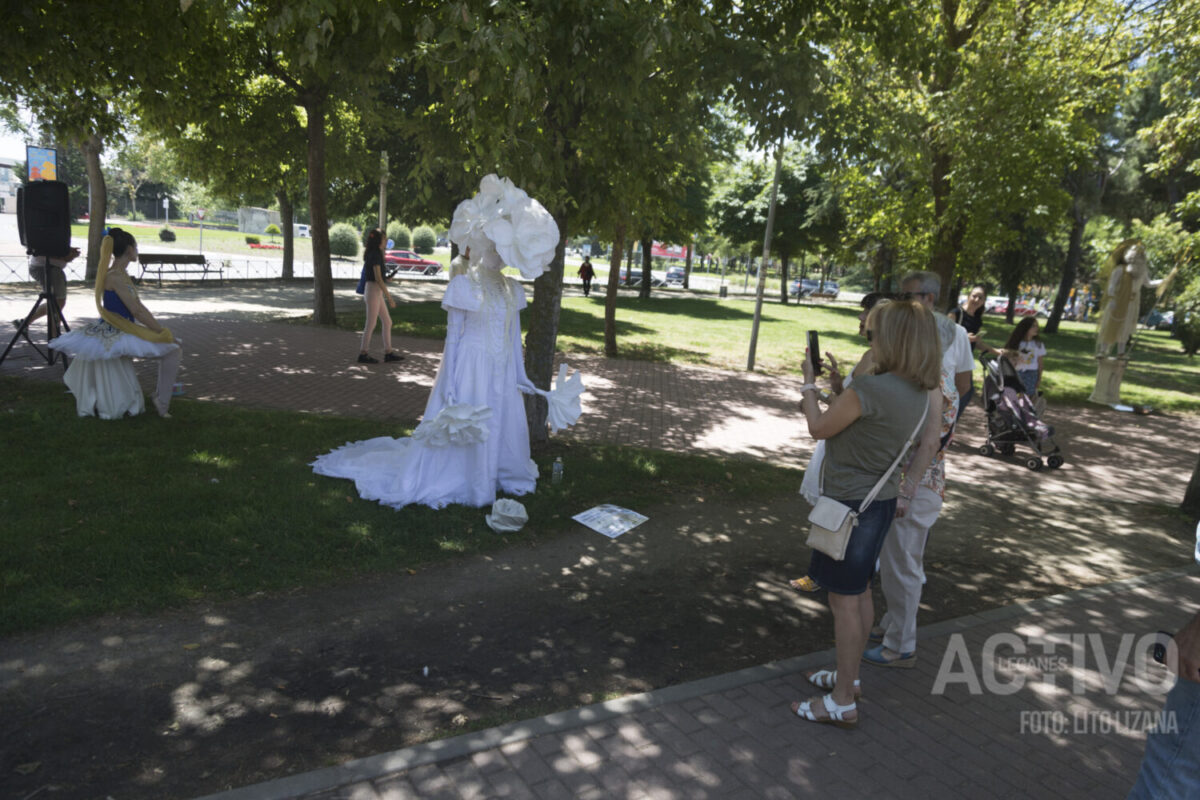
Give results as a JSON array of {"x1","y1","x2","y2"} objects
[
  {"x1": 312, "y1": 175, "x2": 584, "y2": 509},
  {"x1": 49, "y1": 227, "x2": 183, "y2": 419},
  {"x1": 1096, "y1": 241, "x2": 1156, "y2": 357},
  {"x1": 1089, "y1": 240, "x2": 1160, "y2": 405}
]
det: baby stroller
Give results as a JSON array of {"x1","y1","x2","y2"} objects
[{"x1": 977, "y1": 352, "x2": 1064, "y2": 471}]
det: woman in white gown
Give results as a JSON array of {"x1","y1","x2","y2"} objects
[{"x1": 312, "y1": 175, "x2": 582, "y2": 510}]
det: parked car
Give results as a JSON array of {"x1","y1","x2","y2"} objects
[
  {"x1": 812, "y1": 280, "x2": 840, "y2": 299},
  {"x1": 385, "y1": 249, "x2": 441, "y2": 276},
  {"x1": 664, "y1": 266, "x2": 686, "y2": 286},
  {"x1": 789, "y1": 278, "x2": 820, "y2": 297},
  {"x1": 618, "y1": 267, "x2": 664, "y2": 287}
]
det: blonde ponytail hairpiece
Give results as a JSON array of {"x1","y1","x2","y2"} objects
[{"x1": 94, "y1": 234, "x2": 175, "y2": 344}]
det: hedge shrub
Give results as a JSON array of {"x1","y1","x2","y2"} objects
[
  {"x1": 329, "y1": 223, "x2": 360, "y2": 258},
  {"x1": 264, "y1": 223, "x2": 281, "y2": 236},
  {"x1": 412, "y1": 225, "x2": 436, "y2": 254},
  {"x1": 387, "y1": 221, "x2": 411, "y2": 250},
  {"x1": 159, "y1": 228, "x2": 176, "y2": 242},
  {"x1": 245, "y1": 236, "x2": 260, "y2": 245}
]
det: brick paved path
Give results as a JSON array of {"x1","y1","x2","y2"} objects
[{"x1": 197, "y1": 569, "x2": 1198, "y2": 800}]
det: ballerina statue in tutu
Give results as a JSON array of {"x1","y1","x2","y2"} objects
[
  {"x1": 49, "y1": 227, "x2": 182, "y2": 419},
  {"x1": 312, "y1": 175, "x2": 584, "y2": 510}
]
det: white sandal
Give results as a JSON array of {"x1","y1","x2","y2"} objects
[
  {"x1": 805, "y1": 669, "x2": 862, "y2": 698},
  {"x1": 792, "y1": 693, "x2": 858, "y2": 729}
]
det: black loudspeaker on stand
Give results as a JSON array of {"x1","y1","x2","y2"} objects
[{"x1": 0, "y1": 181, "x2": 74, "y2": 369}]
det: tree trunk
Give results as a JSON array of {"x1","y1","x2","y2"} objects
[
  {"x1": 79, "y1": 135, "x2": 106, "y2": 282},
  {"x1": 1183, "y1": 451, "x2": 1200, "y2": 520},
  {"x1": 277, "y1": 189, "x2": 294, "y2": 280},
  {"x1": 639, "y1": 234, "x2": 652, "y2": 299},
  {"x1": 303, "y1": 92, "x2": 335, "y2": 324},
  {"x1": 684, "y1": 239, "x2": 692, "y2": 290},
  {"x1": 524, "y1": 209, "x2": 569, "y2": 447},
  {"x1": 949, "y1": 273, "x2": 964, "y2": 312},
  {"x1": 928, "y1": 145, "x2": 965, "y2": 308},
  {"x1": 779, "y1": 252, "x2": 790, "y2": 304},
  {"x1": 604, "y1": 222, "x2": 625, "y2": 357},
  {"x1": 1047, "y1": 196, "x2": 1085, "y2": 335}
]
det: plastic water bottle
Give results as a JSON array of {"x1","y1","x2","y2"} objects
[{"x1": 552, "y1": 457, "x2": 563, "y2": 485}]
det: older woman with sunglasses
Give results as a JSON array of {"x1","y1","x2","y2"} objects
[{"x1": 791, "y1": 299, "x2": 942, "y2": 728}]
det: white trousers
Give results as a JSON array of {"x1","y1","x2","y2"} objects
[{"x1": 878, "y1": 485, "x2": 943, "y2": 654}]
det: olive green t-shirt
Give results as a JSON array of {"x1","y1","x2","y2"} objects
[{"x1": 822, "y1": 372, "x2": 927, "y2": 501}]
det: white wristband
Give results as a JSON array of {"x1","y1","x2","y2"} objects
[{"x1": 798, "y1": 383, "x2": 817, "y2": 394}]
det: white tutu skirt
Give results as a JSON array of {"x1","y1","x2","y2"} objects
[
  {"x1": 49, "y1": 321, "x2": 180, "y2": 360},
  {"x1": 50, "y1": 321, "x2": 181, "y2": 419},
  {"x1": 62, "y1": 357, "x2": 145, "y2": 419}
]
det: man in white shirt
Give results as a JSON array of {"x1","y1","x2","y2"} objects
[
  {"x1": 901, "y1": 271, "x2": 974, "y2": 399},
  {"x1": 863, "y1": 270, "x2": 969, "y2": 668}
]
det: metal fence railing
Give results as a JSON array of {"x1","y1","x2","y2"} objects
[
  {"x1": 2, "y1": 253, "x2": 771, "y2": 296},
  {"x1": 0, "y1": 255, "x2": 368, "y2": 285}
]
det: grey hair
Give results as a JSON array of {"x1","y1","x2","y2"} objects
[{"x1": 900, "y1": 270, "x2": 941, "y2": 296}]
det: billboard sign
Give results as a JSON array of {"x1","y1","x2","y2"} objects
[
  {"x1": 651, "y1": 242, "x2": 689, "y2": 260},
  {"x1": 26, "y1": 146, "x2": 57, "y2": 181}
]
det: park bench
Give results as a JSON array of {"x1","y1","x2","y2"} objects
[{"x1": 136, "y1": 253, "x2": 223, "y2": 287}]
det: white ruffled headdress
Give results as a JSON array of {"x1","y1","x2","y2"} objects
[{"x1": 449, "y1": 175, "x2": 560, "y2": 279}]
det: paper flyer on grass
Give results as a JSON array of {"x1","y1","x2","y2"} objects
[{"x1": 572, "y1": 504, "x2": 648, "y2": 539}]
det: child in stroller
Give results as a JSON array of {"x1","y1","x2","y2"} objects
[{"x1": 978, "y1": 351, "x2": 1064, "y2": 470}]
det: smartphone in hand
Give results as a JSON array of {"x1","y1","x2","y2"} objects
[
  {"x1": 807, "y1": 330, "x2": 821, "y2": 375},
  {"x1": 1153, "y1": 630, "x2": 1175, "y2": 666}
]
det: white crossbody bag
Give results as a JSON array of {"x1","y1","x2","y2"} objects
[{"x1": 806, "y1": 404, "x2": 928, "y2": 561}]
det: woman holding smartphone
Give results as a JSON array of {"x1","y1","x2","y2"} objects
[
  {"x1": 792, "y1": 291, "x2": 891, "y2": 593},
  {"x1": 791, "y1": 299, "x2": 941, "y2": 727}
]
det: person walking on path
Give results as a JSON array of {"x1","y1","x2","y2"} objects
[
  {"x1": 578, "y1": 256, "x2": 595, "y2": 297},
  {"x1": 791, "y1": 299, "x2": 941, "y2": 727},
  {"x1": 356, "y1": 229, "x2": 402, "y2": 364}
]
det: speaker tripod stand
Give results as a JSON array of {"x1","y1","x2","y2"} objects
[{"x1": 0, "y1": 267, "x2": 71, "y2": 369}]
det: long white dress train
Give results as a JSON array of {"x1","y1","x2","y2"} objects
[{"x1": 312, "y1": 266, "x2": 542, "y2": 509}]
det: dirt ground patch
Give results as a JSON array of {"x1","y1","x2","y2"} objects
[{"x1": 3, "y1": 402, "x2": 1198, "y2": 799}]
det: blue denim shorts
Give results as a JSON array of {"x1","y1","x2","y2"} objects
[{"x1": 807, "y1": 497, "x2": 897, "y2": 595}]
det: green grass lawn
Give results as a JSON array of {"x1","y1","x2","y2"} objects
[
  {"x1": 330, "y1": 293, "x2": 1200, "y2": 413},
  {"x1": 0, "y1": 377, "x2": 799, "y2": 636}
]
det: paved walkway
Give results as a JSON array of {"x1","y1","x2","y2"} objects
[
  {"x1": 195, "y1": 568, "x2": 1198, "y2": 800},
  {"x1": 2, "y1": 282, "x2": 1198, "y2": 799}
]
